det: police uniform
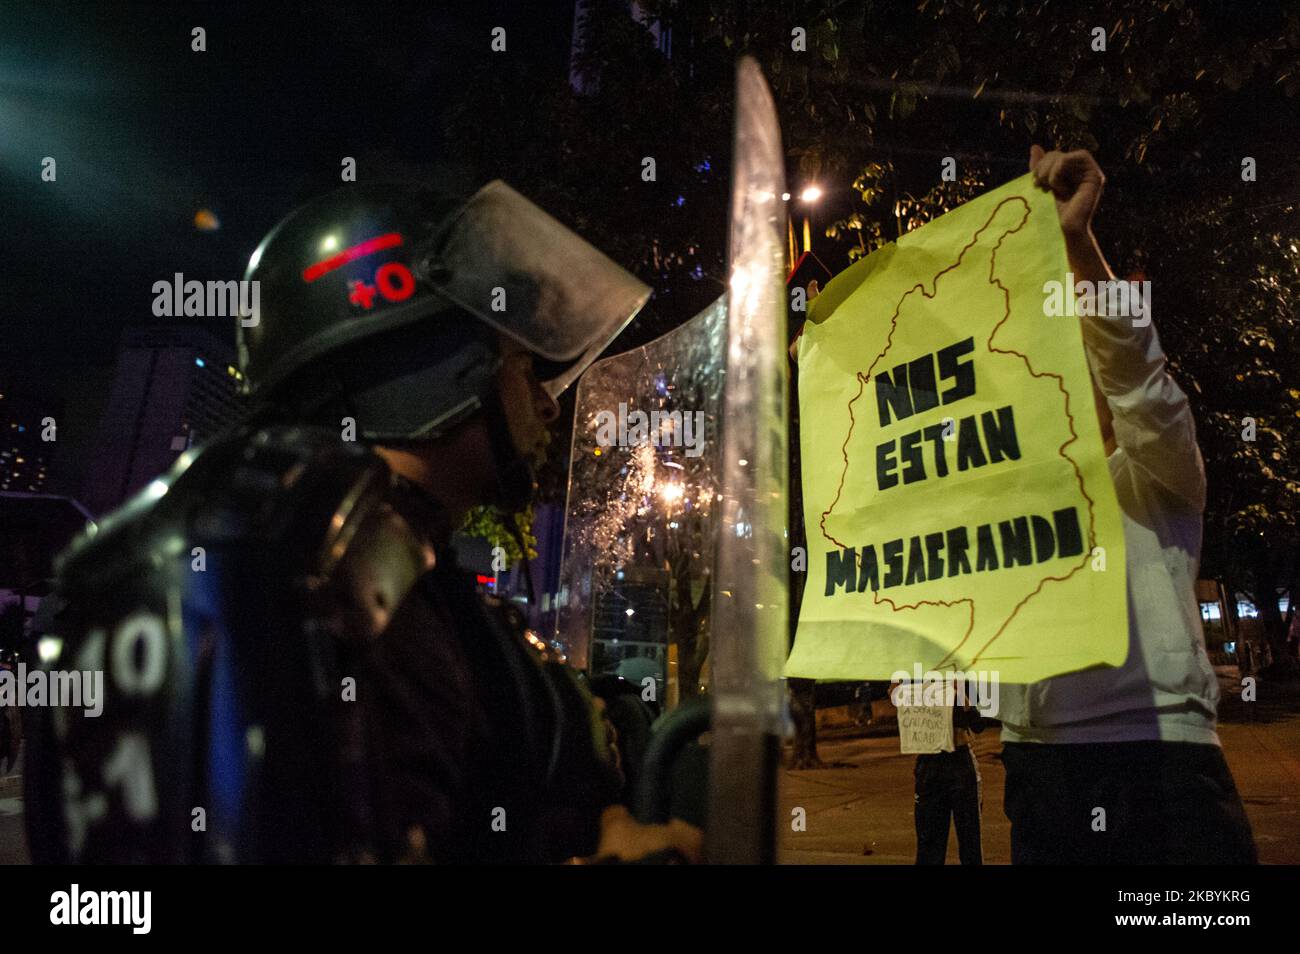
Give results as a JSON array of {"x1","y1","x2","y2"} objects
[{"x1": 26, "y1": 180, "x2": 650, "y2": 863}]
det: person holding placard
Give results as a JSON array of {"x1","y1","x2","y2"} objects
[{"x1": 895, "y1": 680, "x2": 985, "y2": 865}]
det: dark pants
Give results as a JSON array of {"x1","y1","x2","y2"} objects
[
  {"x1": 1002, "y1": 741, "x2": 1258, "y2": 864},
  {"x1": 914, "y1": 746, "x2": 982, "y2": 865}
]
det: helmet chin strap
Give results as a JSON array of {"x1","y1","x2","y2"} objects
[{"x1": 481, "y1": 387, "x2": 536, "y2": 513}]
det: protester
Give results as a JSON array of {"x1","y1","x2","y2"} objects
[
  {"x1": 911, "y1": 694, "x2": 984, "y2": 865},
  {"x1": 997, "y1": 146, "x2": 1257, "y2": 864}
]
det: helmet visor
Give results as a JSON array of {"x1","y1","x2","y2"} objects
[{"x1": 422, "y1": 180, "x2": 651, "y2": 397}]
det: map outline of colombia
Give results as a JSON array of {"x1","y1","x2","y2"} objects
[{"x1": 813, "y1": 193, "x2": 1099, "y2": 668}]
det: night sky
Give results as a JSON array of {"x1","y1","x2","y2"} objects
[{"x1": 0, "y1": 1, "x2": 576, "y2": 397}]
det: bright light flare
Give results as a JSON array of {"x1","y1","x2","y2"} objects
[{"x1": 660, "y1": 482, "x2": 685, "y2": 503}]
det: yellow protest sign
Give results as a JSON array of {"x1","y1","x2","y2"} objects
[{"x1": 787, "y1": 174, "x2": 1127, "y2": 684}]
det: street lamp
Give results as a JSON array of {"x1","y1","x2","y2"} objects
[{"x1": 800, "y1": 184, "x2": 822, "y2": 257}]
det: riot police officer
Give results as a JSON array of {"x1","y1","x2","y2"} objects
[{"x1": 26, "y1": 180, "x2": 701, "y2": 864}]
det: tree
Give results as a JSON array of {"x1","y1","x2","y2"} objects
[
  {"x1": 459, "y1": 506, "x2": 538, "y2": 564},
  {"x1": 827, "y1": 157, "x2": 991, "y2": 257}
]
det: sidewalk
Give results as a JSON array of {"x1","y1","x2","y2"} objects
[
  {"x1": 780, "y1": 675, "x2": 1300, "y2": 865},
  {"x1": 0, "y1": 752, "x2": 26, "y2": 864}
]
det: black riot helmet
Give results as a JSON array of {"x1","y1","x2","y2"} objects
[{"x1": 239, "y1": 181, "x2": 651, "y2": 454}]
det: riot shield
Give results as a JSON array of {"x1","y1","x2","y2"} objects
[
  {"x1": 556, "y1": 297, "x2": 726, "y2": 708},
  {"x1": 706, "y1": 56, "x2": 790, "y2": 864},
  {"x1": 555, "y1": 56, "x2": 789, "y2": 864}
]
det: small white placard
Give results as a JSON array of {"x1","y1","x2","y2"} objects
[{"x1": 898, "y1": 704, "x2": 954, "y2": 754}]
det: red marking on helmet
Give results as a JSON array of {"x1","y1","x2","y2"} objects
[
  {"x1": 375, "y1": 262, "x2": 415, "y2": 302},
  {"x1": 302, "y1": 233, "x2": 404, "y2": 283}
]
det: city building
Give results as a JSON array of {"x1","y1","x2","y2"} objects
[
  {"x1": 80, "y1": 325, "x2": 247, "y2": 517},
  {"x1": 570, "y1": 1, "x2": 673, "y2": 94},
  {"x1": 0, "y1": 389, "x2": 57, "y2": 494}
]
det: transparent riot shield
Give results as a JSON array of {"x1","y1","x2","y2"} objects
[
  {"x1": 555, "y1": 297, "x2": 726, "y2": 710},
  {"x1": 706, "y1": 56, "x2": 790, "y2": 864},
  {"x1": 556, "y1": 57, "x2": 789, "y2": 864}
]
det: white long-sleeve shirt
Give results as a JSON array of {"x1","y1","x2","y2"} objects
[{"x1": 999, "y1": 305, "x2": 1221, "y2": 745}]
